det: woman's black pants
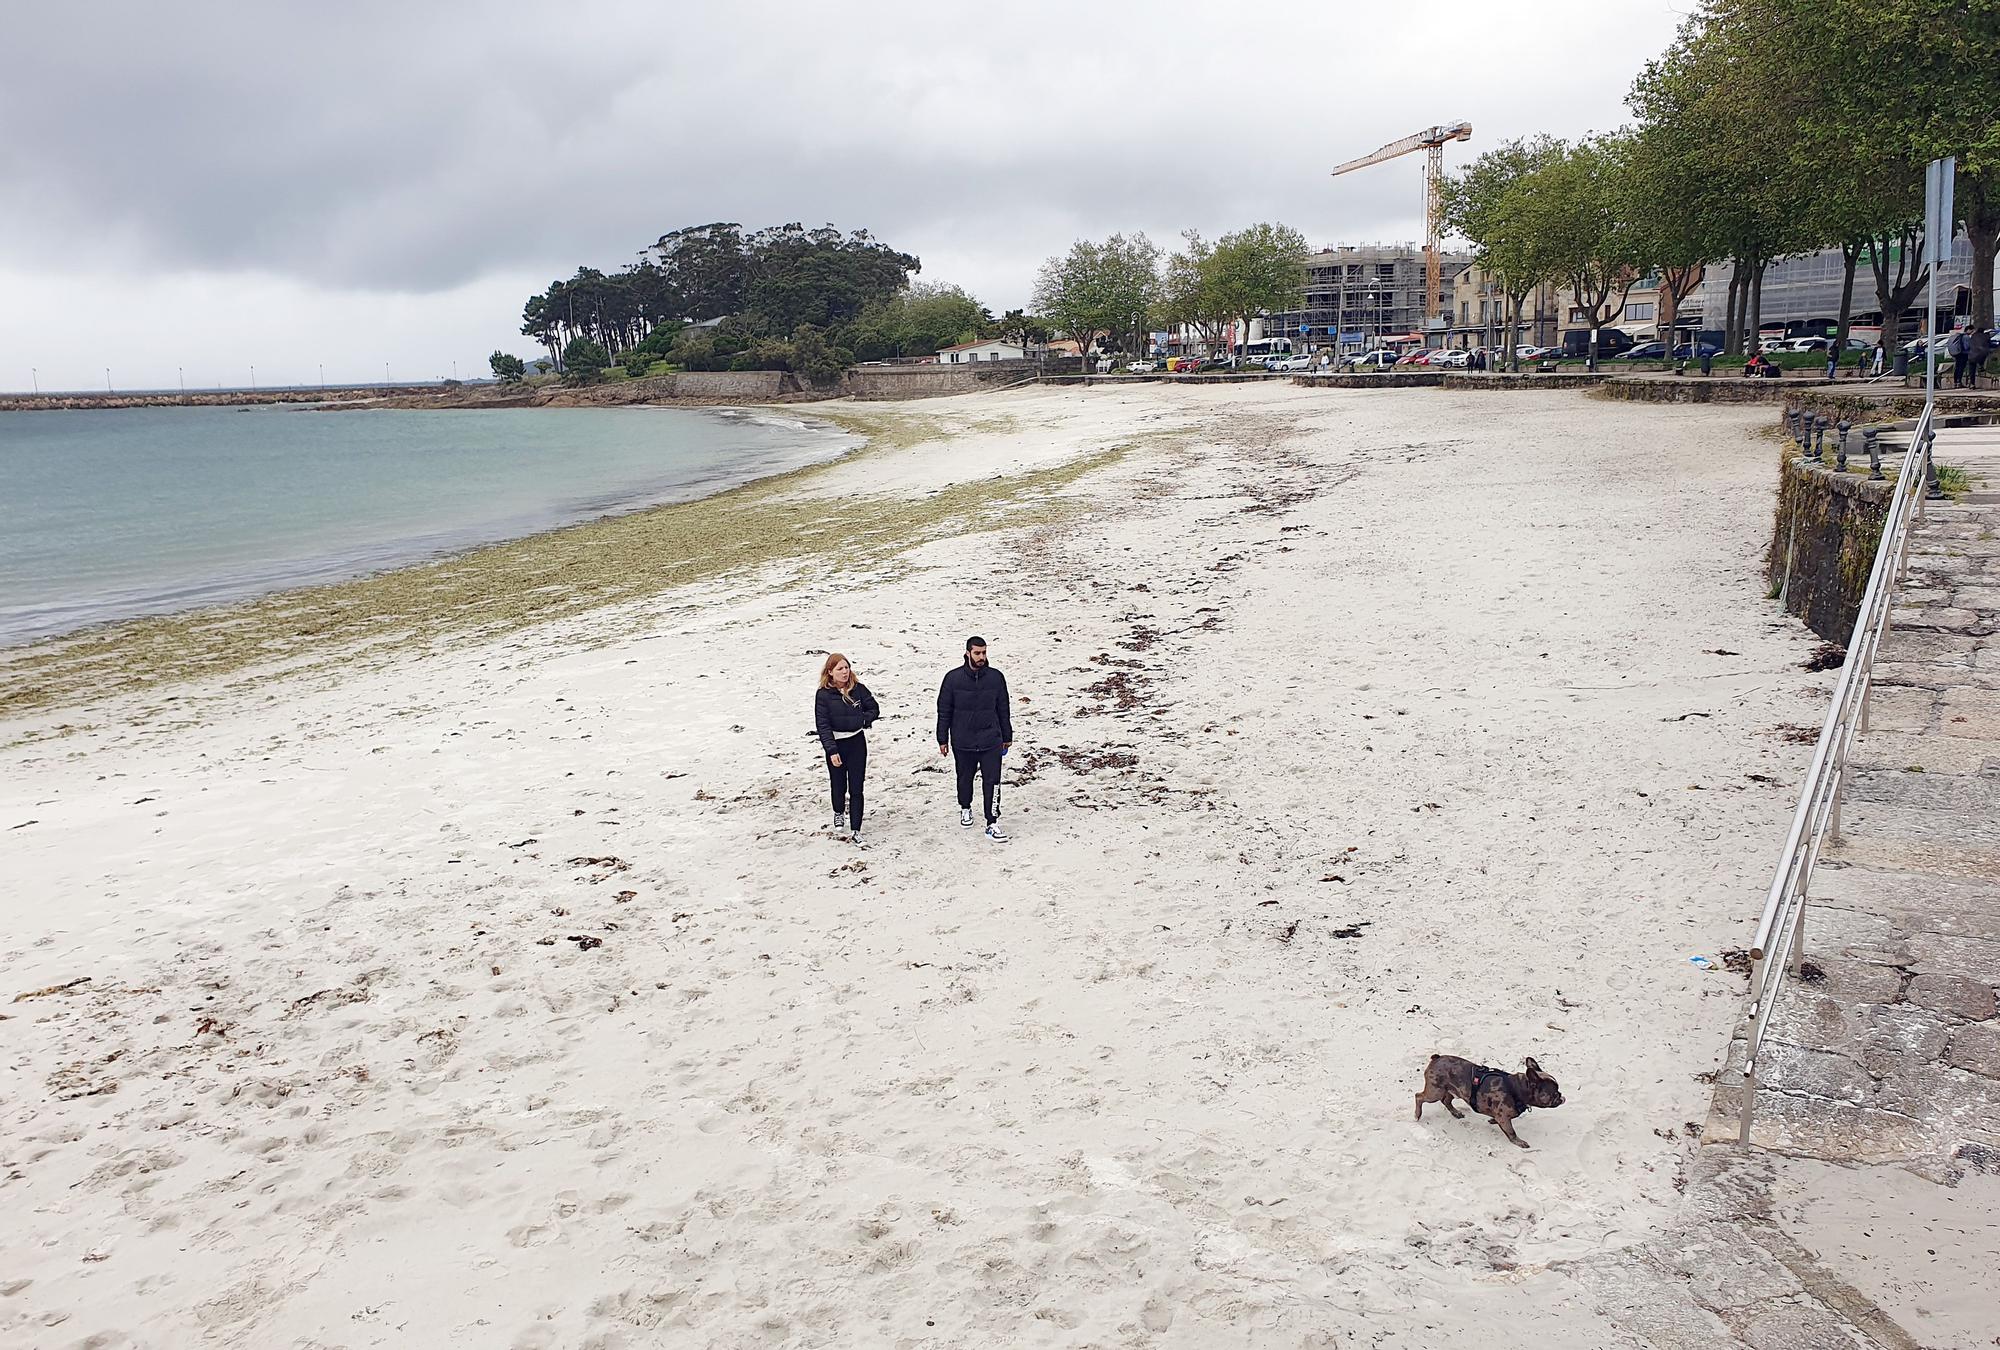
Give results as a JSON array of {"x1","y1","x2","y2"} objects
[{"x1": 827, "y1": 733, "x2": 866, "y2": 829}]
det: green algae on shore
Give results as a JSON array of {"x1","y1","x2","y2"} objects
[{"x1": 0, "y1": 404, "x2": 1116, "y2": 733}]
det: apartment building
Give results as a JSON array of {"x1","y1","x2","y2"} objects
[
  {"x1": 1692, "y1": 236, "x2": 1990, "y2": 339},
  {"x1": 1263, "y1": 243, "x2": 1472, "y2": 353}
]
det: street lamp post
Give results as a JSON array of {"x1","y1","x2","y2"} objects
[
  {"x1": 250, "y1": 365, "x2": 256, "y2": 391},
  {"x1": 178, "y1": 367, "x2": 184, "y2": 394},
  {"x1": 385, "y1": 361, "x2": 391, "y2": 387},
  {"x1": 30, "y1": 368, "x2": 37, "y2": 394},
  {"x1": 105, "y1": 368, "x2": 112, "y2": 393}
]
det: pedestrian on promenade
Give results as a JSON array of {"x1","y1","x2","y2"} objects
[
  {"x1": 815, "y1": 652, "x2": 880, "y2": 841},
  {"x1": 1949, "y1": 327, "x2": 1968, "y2": 387},
  {"x1": 1825, "y1": 346, "x2": 1840, "y2": 381},
  {"x1": 937, "y1": 636, "x2": 1013, "y2": 843},
  {"x1": 1968, "y1": 327, "x2": 1991, "y2": 390},
  {"x1": 1871, "y1": 343, "x2": 1885, "y2": 378},
  {"x1": 1855, "y1": 345, "x2": 1869, "y2": 379}
]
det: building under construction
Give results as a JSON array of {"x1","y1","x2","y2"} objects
[{"x1": 1264, "y1": 244, "x2": 1472, "y2": 354}]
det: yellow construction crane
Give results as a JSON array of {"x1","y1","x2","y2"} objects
[{"x1": 1330, "y1": 122, "x2": 1473, "y2": 333}]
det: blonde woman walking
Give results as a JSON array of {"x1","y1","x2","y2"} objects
[{"x1": 815, "y1": 653, "x2": 880, "y2": 840}]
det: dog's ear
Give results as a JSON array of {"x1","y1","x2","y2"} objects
[{"x1": 1524, "y1": 1057, "x2": 1543, "y2": 1076}]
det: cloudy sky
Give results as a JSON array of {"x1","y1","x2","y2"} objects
[{"x1": 0, "y1": 2, "x2": 1692, "y2": 392}]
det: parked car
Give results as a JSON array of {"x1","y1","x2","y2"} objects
[
  {"x1": 1347, "y1": 350, "x2": 1399, "y2": 371},
  {"x1": 1125, "y1": 360, "x2": 1158, "y2": 373},
  {"x1": 1431, "y1": 349, "x2": 1471, "y2": 368},
  {"x1": 1173, "y1": 357, "x2": 1208, "y2": 374},
  {"x1": 1561, "y1": 327, "x2": 1636, "y2": 358},
  {"x1": 1616, "y1": 341, "x2": 1669, "y2": 360},
  {"x1": 1268, "y1": 354, "x2": 1314, "y2": 372},
  {"x1": 1783, "y1": 336, "x2": 1833, "y2": 352},
  {"x1": 1672, "y1": 341, "x2": 1723, "y2": 359},
  {"x1": 1514, "y1": 344, "x2": 1543, "y2": 360}
]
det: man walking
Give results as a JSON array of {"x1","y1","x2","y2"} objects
[
  {"x1": 937, "y1": 636, "x2": 1013, "y2": 842},
  {"x1": 1968, "y1": 327, "x2": 1990, "y2": 389},
  {"x1": 1949, "y1": 327, "x2": 1968, "y2": 388}
]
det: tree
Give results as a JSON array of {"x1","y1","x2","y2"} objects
[
  {"x1": 1441, "y1": 136, "x2": 1567, "y2": 371},
  {"x1": 1033, "y1": 234, "x2": 1161, "y2": 370},
  {"x1": 1629, "y1": 5, "x2": 1806, "y2": 354},
  {"x1": 997, "y1": 308, "x2": 1049, "y2": 352},
  {"x1": 1525, "y1": 135, "x2": 1646, "y2": 371},
  {"x1": 488, "y1": 351, "x2": 527, "y2": 384},
  {"x1": 1158, "y1": 231, "x2": 1233, "y2": 357},
  {"x1": 1206, "y1": 224, "x2": 1310, "y2": 365},
  {"x1": 790, "y1": 324, "x2": 849, "y2": 382},
  {"x1": 562, "y1": 337, "x2": 610, "y2": 384}
]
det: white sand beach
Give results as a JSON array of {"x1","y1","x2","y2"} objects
[{"x1": 1, "y1": 384, "x2": 1825, "y2": 1348}]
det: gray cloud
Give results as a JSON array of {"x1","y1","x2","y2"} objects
[{"x1": 0, "y1": 2, "x2": 1687, "y2": 387}]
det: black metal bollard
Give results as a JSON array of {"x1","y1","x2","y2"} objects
[
  {"x1": 1784, "y1": 407, "x2": 1800, "y2": 444},
  {"x1": 1813, "y1": 414, "x2": 1828, "y2": 461},
  {"x1": 1864, "y1": 427, "x2": 1883, "y2": 480},
  {"x1": 1924, "y1": 427, "x2": 1945, "y2": 498},
  {"x1": 1836, "y1": 419, "x2": 1851, "y2": 472}
]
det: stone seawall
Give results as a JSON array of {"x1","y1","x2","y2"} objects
[
  {"x1": 1600, "y1": 377, "x2": 1840, "y2": 405},
  {"x1": 1289, "y1": 372, "x2": 1446, "y2": 389},
  {"x1": 1439, "y1": 372, "x2": 1609, "y2": 390},
  {"x1": 836, "y1": 362, "x2": 1037, "y2": 400},
  {"x1": 1769, "y1": 452, "x2": 1893, "y2": 641},
  {"x1": 0, "y1": 387, "x2": 404, "y2": 413}
]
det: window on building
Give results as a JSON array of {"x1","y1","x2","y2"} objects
[
  {"x1": 1460, "y1": 301, "x2": 1469, "y2": 322},
  {"x1": 1569, "y1": 307, "x2": 1588, "y2": 323},
  {"x1": 1626, "y1": 302, "x2": 1655, "y2": 321}
]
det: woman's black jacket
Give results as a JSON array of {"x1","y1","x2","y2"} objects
[{"x1": 815, "y1": 683, "x2": 880, "y2": 757}]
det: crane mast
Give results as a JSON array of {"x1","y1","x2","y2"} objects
[{"x1": 1330, "y1": 122, "x2": 1472, "y2": 332}]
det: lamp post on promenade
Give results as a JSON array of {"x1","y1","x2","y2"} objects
[
  {"x1": 178, "y1": 367, "x2": 184, "y2": 394},
  {"x1": 250, "y1": 365, "x2": 256, "y2": 391},
  {"x1": 30, "y1": 368, "x2": 37, "y2": 394},
  {"x1": 105, "y1": 368, "x2": 112, "y2": 393}
]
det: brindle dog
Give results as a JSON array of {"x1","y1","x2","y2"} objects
[{"x1": 1414, "y1": 1054, "x2": 1564, "y2": 1149}]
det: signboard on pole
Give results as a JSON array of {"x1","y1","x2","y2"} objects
[{"x1": 1925, "y1": 157, "x2": 1956, "y2": 263}]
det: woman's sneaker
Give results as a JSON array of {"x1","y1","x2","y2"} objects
[
  {"x1": 984, "y1": 822, "x2": 1009, "y2": 843},
  {"x1": 960, "y1": 807, "x2": 975, "y2": 828},
  {"x1": 831, "y1": 812, "x2": 847, "y2": 834}
]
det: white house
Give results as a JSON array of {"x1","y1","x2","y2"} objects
[{"x1": 936, "y1": 338, "x2": 1026, "y2": 364}]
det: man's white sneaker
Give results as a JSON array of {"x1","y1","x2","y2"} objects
[
  {"x1": 960, "y1": 807, "x2": 975, "y2": 827},
  {"x1": 984, "y1": 822, "x2": 1009, "y2": 842}
]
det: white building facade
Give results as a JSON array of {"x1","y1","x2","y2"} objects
[{"x1": 936, "y1": 339, "x2": 1026, "y2": 363}]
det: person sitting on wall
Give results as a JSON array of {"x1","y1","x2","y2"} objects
[{"x1": 1743, "y1": 352, "x2": 1765, "y2": 377}]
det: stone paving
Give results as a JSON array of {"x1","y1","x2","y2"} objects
[{"x1": 1540, "y1": 426, "x2": 2000, "y2": 1347}]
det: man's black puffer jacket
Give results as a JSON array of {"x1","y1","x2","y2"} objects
[
  {"x1": 936, "y1": 662, "x2": 1012, "y2": 753},
  {"x1": 815, "y1": 683, "x2": 880, "y2": 757}
]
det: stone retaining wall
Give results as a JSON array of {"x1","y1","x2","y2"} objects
[
  {"x1": 1599, "y1": 377, "x2": 1839, "y2": 405},
  {"x1": 837, "y1": 362, "x2": 1037, "y2": 400},
  {"x1": 1439, "y1": 373, "x2": 1609, "y2": 390},
  {"x1": 1769, "y1": 452, "x2": 1894, "y2": 641},
  {"x1": 1289, "y1": 372, "x2": 1446, "y2": 389}
]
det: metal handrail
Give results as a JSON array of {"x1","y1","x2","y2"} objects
[{"x1": 1737, "y1": 400, "x2": 1937, "y2": 1145}]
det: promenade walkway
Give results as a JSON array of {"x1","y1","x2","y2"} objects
[{"x1": 1544, "y1": 424, "x2": 2000, "y2": 1348}]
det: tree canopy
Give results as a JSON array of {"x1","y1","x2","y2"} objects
[
  {"x1": 516, "y1": 221, "x2": 995, "y2": 379},
  {"x1": 1033, "y1": 234, "x2": 1162, "y2": 366}
]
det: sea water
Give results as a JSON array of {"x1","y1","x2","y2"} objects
[{"x1": 0, "y1": 403, "x2": 853, "y2": 646}]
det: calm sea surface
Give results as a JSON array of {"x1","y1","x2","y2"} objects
[{"x1": 0, "y1": 404, "x2": 854, "y2": 646}]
